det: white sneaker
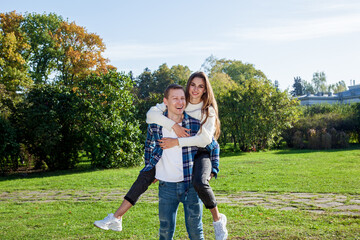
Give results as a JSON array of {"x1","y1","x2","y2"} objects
[
  {"x1": 94, "y1": 213, "x2": 122, "y2": 231},
  {"x1": 213, "y1": 213, "x2": 228, "y2": 240}
]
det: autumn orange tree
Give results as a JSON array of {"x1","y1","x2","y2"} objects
[
  {"x1": 1, "y1": 11, "x2": 115, "y2": 88},
  {"x1": 52, "y1": 21, "x2": 113, "y2": 86}
]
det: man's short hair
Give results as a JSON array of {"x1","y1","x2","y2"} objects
[{"x1": 164, "y1": 84, "x2": 185, "y2": 99}]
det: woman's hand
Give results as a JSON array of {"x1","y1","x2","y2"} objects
[
  {"x1": 172, "y1": 124, "x2": 190, "y2": 138},
  {"x1": 208, "y1": 173, "x2": 215, "y2": 182},
  {"x1": 159, "y1": 138, "x2": 179, "y2": 149}
]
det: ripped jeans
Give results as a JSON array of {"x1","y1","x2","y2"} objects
[{"x1": 158, "y1": 181, "x2": 204, "y2": 240}]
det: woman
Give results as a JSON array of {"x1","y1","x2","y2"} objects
[
  {"x1": 94, "y1": 72, "x2": 228, "y2": 240},
  {"x1": 147, "y1": 71, "x2": 227, "y2": 240}
]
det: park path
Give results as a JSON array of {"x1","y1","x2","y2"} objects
[{"x1": 1, "y1": 189, "x2": 359, "y2": 216}]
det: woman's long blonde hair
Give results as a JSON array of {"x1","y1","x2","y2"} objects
[{"x1": 185, "y1": 71, "x2": 221, "y2": 140}]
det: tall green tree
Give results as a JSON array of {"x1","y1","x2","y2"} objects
[
  {"x1": 78, "y1": 71, "x2": 143, "y2": 168},
  {"x1": 291, "y1": 76, "x2": 304, "y2": 96},
  {"x1": 303, "y1": 80, "x2": 315, "y2": 94},
  {"x1": 220, "y1": 78, "x2": 300, "y2": 150},
  {"x1": 203, "y1": 56, "x2": 267, "y2": 85},
  {"x1": 135, "y1": 67, "x2": 153, "y2": 98},
  {"x1": 170, "y1": 64, "x2": 191, "y2": 86},
  {"x1": 152, "y1": 63, "x2": 173, "y2": 93},
  {"x1": 312, "y1": 71, "x2": 327, "y2": 93},
  {"x1": 21, "y1": 12, "x2": 63, "y2": 84},
  {"x1": 207, "y1": 56, "x2": 300, "y2": 150},
  {"x1": 135, "y1": 64, "x2": 190, "y2": 99},
  {"x1": 330, "y1": 80, "x2": 347, "y2": 93}
]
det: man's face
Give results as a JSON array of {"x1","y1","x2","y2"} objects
[{"x1": 164, "y1": 89, "x2": 186, "y2": 116}]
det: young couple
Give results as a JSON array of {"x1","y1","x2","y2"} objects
[{"x1": 94, "y1": 72, "x2": 228, "y2": 240}]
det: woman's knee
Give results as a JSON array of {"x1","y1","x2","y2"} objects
[{"x1": 192, "y1": 178, "x2": 209, "y2": 191}]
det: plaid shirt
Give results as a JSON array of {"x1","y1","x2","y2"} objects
[
  {"x1": 206, "y1": 139, "x2": 220, "y2": 177},
  {"x1": 141, "y1": 111, "x2": 220, "y2": 189}
]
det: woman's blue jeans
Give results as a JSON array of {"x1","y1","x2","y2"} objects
[{"x1": 158, "y1": 181, "x2": 204, "y2": 240}]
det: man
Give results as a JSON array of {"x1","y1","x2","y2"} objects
[
  {"x1": 95, "y1": 84, "x2": 204, "y2": 239},
  {"x1": 146, "y1": 84, "x2": 204, "y2": 239}
]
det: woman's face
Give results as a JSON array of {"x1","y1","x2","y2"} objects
[{"x1": 189, "y1": 77, "x2": 206, "y2": 104}]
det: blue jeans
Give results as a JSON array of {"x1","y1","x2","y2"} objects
[{"x1": 158, "y1": 181, "x2": 204, "y2": 240}]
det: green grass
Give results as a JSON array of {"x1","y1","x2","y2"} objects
[
  {"x1": 216, "y1": 147, "x2": 360, "y2": 194},
  {"x1": 1, "y1": 147, "x2": 359, "y2": 239}
]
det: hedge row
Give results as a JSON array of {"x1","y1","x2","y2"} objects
[
  {"x1": 283, "y1": 103, "x2": 360, "y2": 149},
  {"x1": 0, "y1": 71, "x2": 143, "y2": 174}
]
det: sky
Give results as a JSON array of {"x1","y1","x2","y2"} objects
[{"x1": 2, "y1": 0, "x2": 360, "y2": 90}]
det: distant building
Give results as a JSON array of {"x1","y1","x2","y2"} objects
[{"x1": 297, "y1": 84, "x2": 360, "y2": 106}]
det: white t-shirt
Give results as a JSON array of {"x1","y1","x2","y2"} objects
[
  {"x1": 155, "y1": 124, "x2": 183, "y2": 182},
  {"x1": 146, "y1": 102, "x2": 216, "y2": 147}
]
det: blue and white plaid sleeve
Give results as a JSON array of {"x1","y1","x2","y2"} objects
[
  {"x1": 141, "y1": 125, "x2": 156, "y2": 172},
  {"x1": 206, "y1": 139, "x2": 220, "y2": 178}
]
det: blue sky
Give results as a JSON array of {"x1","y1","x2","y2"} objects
[{"x1": 3, "y1": 0, "x2": 360, "y2": 90}]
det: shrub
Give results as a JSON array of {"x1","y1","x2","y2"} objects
[
  {"x1": 283, "y1": 103, "x2": 358, "y2": 149},
  {"x1": 292, "y1": 130, "x2": 305, "y2": 149},
  {"x1": 78, "y1": 71, "x2": 143, "y2": 168},
  {"x1": 11, "y1": 71, "x2": 143, "y2": 171},
  {"x1": 0, "y1": 117, "x2": 20, "y2": 174},
  {"x1": 329, "y1": 128, "x2": 338, "y2": 148},
  {"x1": 13, "y1": 84, "x2": 83, "y2": 170},
  {"x1": 307, "y1": 129, "x2": 320, "y2": 149},
  {"x1": 134, "y1": 92, "x2": 164, "y2": 137},
  {"x1": 338, "y1": 131, "x2": 350, "y2": 148},
  {"x1": 321, "y1": 129, "x2": 332, "y2": 150}
]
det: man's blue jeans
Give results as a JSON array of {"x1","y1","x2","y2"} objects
[{"x1": 158, "y1": 181, "x2": 204, "y2": 240}]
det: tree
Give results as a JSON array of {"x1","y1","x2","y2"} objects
[
  {"x1": 52, "y1": 21, "x2": 110, "y2": 86},
  {"x1": 13, "y1": 71, "x2": 143, "y2": 170},
  {"x1": 274, "y1": 80, "x2": 280, "y2": 90},
  {"x1": 135, "y1": 64, "x2": 191, "y2": 99},
  {"x1": 0, "y1": 116, "x2": 19, "y2": 174},
  {"x1": 13, "y1": 84, "x2": 84, "y2": 170},
  {"x1": 0, "y1": 11, "x2": 32, "y2": 103},
  {"x1": 331, "y1": 80, "x2": 347, "y2": 93},
  {"x1": 207, "y1": 57, "x2": 300, "y2": 151},
  {"x1": 21, "y1": 12, "x2": 63, "y2": 84},
  {"x1": 170, "y1": 64, "x2": 191, "y2": 86},
  {"x1": 203, "y1": 56, "x2": 267, "y2": 85},
  {"x1": 0, "y1": 84, "x2": 12, "y2": 118},
  {"x1": 135, "y1": 67, "x2": 153, "y2": 98},
  {"x1": 303, "y1": 80, "x2": 315, "y2": 94},
  {"x1": 78, "y1": 71, "x2": 143, "y2": 168},
  {"x1": 209, "y1": 72, "x2": 237, "y2": 98},
  {"x1": 291, "y1": 77, "x2": 304, "y2": 96},
  {"x1": 152, "y1": 63, "x2": 173, "y2": 93},
  {"x1": 312, "y1": 71, "x2": 327, "y2": 93},
  {"x1": 218, "y1": 78, "x2": 300, "y2": 151},
  {"x1": 208, "y1": 72, "x2": 237, "y2": 144}
]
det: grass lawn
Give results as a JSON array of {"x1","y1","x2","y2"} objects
[{"x1": 0, "y1": 147, "x2": 359, "y2": 239}]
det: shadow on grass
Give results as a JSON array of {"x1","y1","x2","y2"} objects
[
  {"x1": 220, "y1": 151, "x2": 246, "y2": 157},
  {"x1": 0, "y1": 160, "x2": 139, "y2": 182},
  {"x1": 274, "y1": 143, "x2": 360, "y2": 155}
]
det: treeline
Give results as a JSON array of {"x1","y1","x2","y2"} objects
[
  {"x1": 290, "y1": 72, "x2": 347, "y2": 96},
  {"x1": 133, "y1": 57, "x2": 301, "y2": 151},
  {"x1": 0, "y1": 11, "x2": 141, "y2": 173},
  {"x1": 1, "y1": 11, "x2": 359, "y2": 173}
]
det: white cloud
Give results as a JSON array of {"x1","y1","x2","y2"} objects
[
  {"x1": 235, "y1": 14, "x2": 360, "y2": 41},
  {"x1": 321, "y1": 2, "x2": 360, "y2": 11},
  {"x1": 104, "y1": 41, "x2": 230, "y2": 60}
]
